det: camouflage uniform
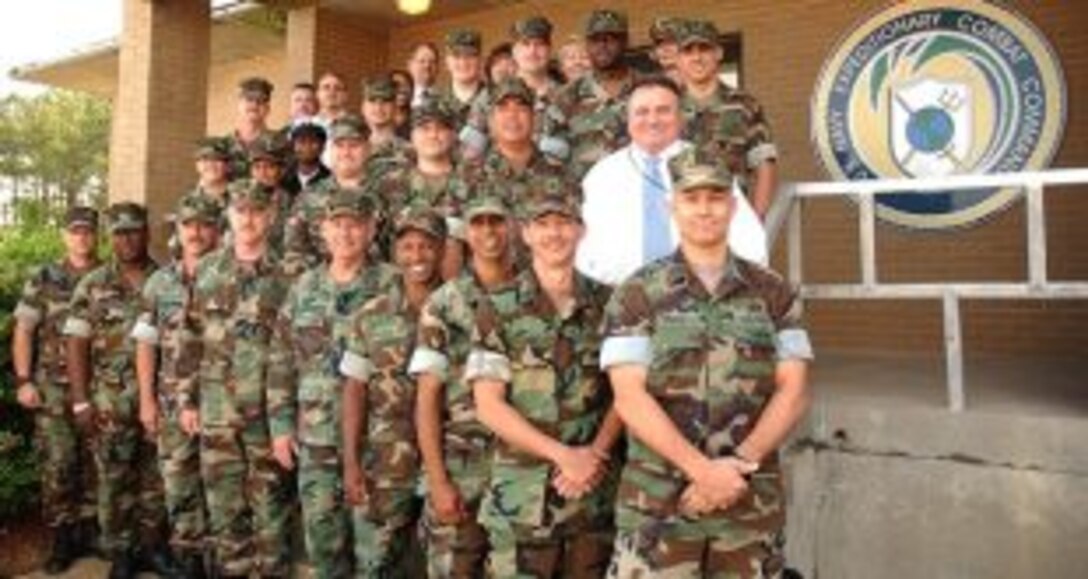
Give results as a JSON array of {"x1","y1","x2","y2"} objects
[
  {"x1": 436, "y1": 29, "x2": 489, "y2": 133},
  {"x1": 458, "y1": 145, "x2": 569, "y2": 209},
  {"x1": 464, "y1": 267, "x2": 616, "y2": 579},
  {"x1": 177, "y1": 240, "x2": 294, "y2": 577},
  {"x1": 549, "y1": 11, "x2": 639, "y2": 182},
  {"x1": 679, "y1": 21, "x2": 778, "y2": 195},
  {"x1": 408, "y1": 267, "x2": 518, "y2": 578},
  {"x1": 338, "y1": 274, "x2": 425, "y2": 578},
  {"x1": 369, "y1": 164, "x2": 470, "y2": 260},
  {"x1": 131, "y1": 262, "x2": 206, "y2": 553},
  {"x1": 130, "y1": 196, "x2": 222, "y2": 556},
  {"x1": 14, "y1": 253, "x2": 99, "y2": 532},
  {"x1": 63, "y1": 252, "x2": 163, "y2": 557},
  {"x1": 268, "y1": 209, "x2": 399, "y2": 579},
  {"x1": 363, "y1": 76, "x2": 416, "y2": 180}
]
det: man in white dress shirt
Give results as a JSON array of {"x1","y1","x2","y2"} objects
[{"x1": 577, "y1": 76, "x2": 767, "y2": 286}]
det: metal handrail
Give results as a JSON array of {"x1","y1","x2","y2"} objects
[{"x1": 767, "y1": 168, "x2": 1088, "y2": 411}]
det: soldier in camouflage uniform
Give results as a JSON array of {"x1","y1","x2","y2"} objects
[
  {"x1": 466, "y1": 191, "x2": 623, "y2": 578},
  {"x1": 267, "y1": 188, "x2": 397, "y2": 579},
  {"x1": 131, "y1": 196, "x2": 223, "y2": 578},
  {"x1": 362, "y1": 75, "x2": 415, "y2": 179},
  {"x1": 176, "y1": 183, "x2": 293, "y2": 578},
  {"x1": 550, "y1": 10, "x2": 641, "y2": 182},
  {"x1": 284, "y1": 115, "x2": 372, "y2": 276},
  {"x1": 649, "y1": 17, "x2": 686, "y2": 84},
  {"x1": 459, "y1": 78, "x2": 569, "y2": 207},
  {"x1": 190, "y1": 137, "x2": 232, "y2": 206},
  {"x1": 369, "y1": 99, "x2": 469, "y2": 276},
  {"x1": 601, "y1": 151, "x2": 813, "y2": 578},
  {"x1": 64, "y1": 202, "x2": 168, "y2": 579},
  {"x1": 677, "y1": 19, "x2": 779, "y2": 217},
  {"x1": 223, "y1": 76, "x2": 280, "y2": 181},
  {"x1": 410, "y1": 195, "x2": 519, "y2": 578},
  {"x1": 340, "y1": 207, "x2": 447, "y2": 577},
  {"x1": 224, "y1": 77, "x2": 278, "y2": 180},
  {"x1": 12, "y1": 207, "x2": 101, "y2": 574},
  {"x1": 461, "y1": 17, "x2": 569, "y2": 164},
  {"x1": 244, "y1": 134, "x2": 294, "y2": 252},
  {"x1": 438, "y1": 29, "x2": 489, "y2": 133}
]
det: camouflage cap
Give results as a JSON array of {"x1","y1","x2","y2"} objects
[
  {"x1": 228, "y1": 179, "x2": 275, "y2": 209},
  {"x1": 239, "y1": 76, "x2": 274, "y2": 102},
  {"x1": 668, "y1": 148, "x2": 733, "y2": 193},
  {"x1": 247, "y1": 133, "x2": 289, "y2": 164},
  {"x1": 411, "y1": 99, "x2": 456, "y2": 128},
  {"x1": 585, "y1": 9, "x2": 628, "y2": 37},
  {"x1": 194, "y1": 136, "x2": 230, "y2": 160},
  {"x1": 395, "y1": 206, "x2": 448, "y2": 240},
  {"x1": 649, "y1": 17, "x2": 685, "y2": 45},
  {"x1": 445, "y1": 29, "x2": 482, "y2": 54},
  {"x1": 328, "y1": 115, "x2": 371, "y2": 141},
  {"x1": 678, "y1": 19, "x2": 721, "y2": 48},
  {"x1": 325, "y1": 187, "x2": 376, "y2": 219},
  {"x1": 489, "y1": 77, "x2": 534, "y2": 107},
  {"x1": 288, "y1": 119, "x2": 327, "y2": 142},
  {"x1": 107, "y1": 202, "x2": 148, "y2": 233},
  {"x1": 175, "y1": 194, "x2": 222, "y2": 225},
  {"x1": 362, "y1": 76, "x2": 397, "y2": 102},
  {"x1": 522, "y1": 191, "x2": 581, "y2": 222},
  {"x1": 464, "y1": 195, "x2": 510, "y2": 220},
  {"x1": 65, "y1": 206, "x2": 99, "y2": 230},
  {"x1": 510, "y1": 16, "x2": 553, "y2": 42}
]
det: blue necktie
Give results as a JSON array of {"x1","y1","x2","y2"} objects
[{"x1": 642, "y1": 155, "x2": 672, "y2": 264}]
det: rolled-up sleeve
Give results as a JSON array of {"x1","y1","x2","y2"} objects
[{"x1": 463, "y1": 349, "x2": 511, "y2": 384}]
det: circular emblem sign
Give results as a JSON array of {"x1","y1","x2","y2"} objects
[{"x1": 811, "y1": 0, "x2": 1066, "y2": 229}]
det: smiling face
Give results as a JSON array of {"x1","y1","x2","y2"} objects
[
  {"x1": 111, "y1": 228, "x2": 149, "y2": 264},
  {"x1": 678, "y1": 41, "x2": 724, "y2": 85},
  {"x1": 394, "y1": 229, "x2": 442, "y2": 286},
  {"x1": 488, "y1": 98, "x2": 533, "y2": 147},
  {"x1": 513, "y1": 37, "x2": 551, "y2": 76},
  {"x1": 322, "y1": 213, "x2": 372, "y2": 265},
  {"x1": 627, "y1": 84, "x2": 682, "y2": 155},
  {"x1": 671, "y1": 185, "x2": 734, "y2": 250},
  {"x1": 412, "y1": 119, "x2": 454, "y2": 161},
  {"x1": 522, "y1": 212, "x2": 584, "y2": 269},
  {"x1": 466, "y1": 213, "x2": 510, "y2": 263}
]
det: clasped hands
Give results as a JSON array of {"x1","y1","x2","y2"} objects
[
  {"x1": 678, "y1": 456, "x2": 756, "y2": 518},
  {"x1": 550, "y1": 445, "x2": 610, "y2": 500}
]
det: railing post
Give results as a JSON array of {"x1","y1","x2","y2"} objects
[
  {"x1": 788, "y1": 195, "x2": 803, "y2": 287},
  {"x1": 1025, "y1": 182, "x2": 1048, "y2": 288},
  {"x1": 943, "y1": 291, "x2": 965, "y2": 412},
  {"x1": 859, "y1": 191, "x2": 877, "y2": 288}
]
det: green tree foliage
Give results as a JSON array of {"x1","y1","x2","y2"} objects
[{"x1": 0, "y1": 90, "x2": 111, "y2": 211}]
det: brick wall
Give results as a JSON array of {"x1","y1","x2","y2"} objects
[{"x1": 386, "y1": 0, "x2": 1088, "y2": 358}]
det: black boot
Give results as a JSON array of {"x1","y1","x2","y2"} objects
[
  {"x1": 140, "y1": 542, "x2": 184, "y2": 577},
  {"x1": 43, "y1": 524, "x2": 77, "y2": 575},
  {"x1": 73, "y1": 517, "x2": 100, "y2": 558},
  {"x1": 108, "y1": 549, "x2": 137, "y2": 579},
  {"x1": 171, "y1": 549, "x2": 208, "y2": 579}
]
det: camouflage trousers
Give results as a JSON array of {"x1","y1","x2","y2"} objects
[
  {"x1": 421, "y1": 451, "x2": 491, "y2": 579},
  {"x1": 201, "y1": 422, "x2": 292, "y2": 577},
  {"x1": 606, "y1": 527, "x2": 785, "y2": 579},
  {"x1": 34, "y1": 381, "x2": 96, "y2": 529},
  {"x1": 485, "y1": 523, "x2": 613, "y2": 579},
  {"x1": 91, "y1": 416, "x2": 167, "y2": 554},
  {"x1": 157, "y1": 405, "x2": 206, "y2": 551},
  {"x1": 351, "y1": 485, "x2": 420, "y2": 578},
  {"x1": 299, "y1": 443, "x2": 352, "y2": 579}
]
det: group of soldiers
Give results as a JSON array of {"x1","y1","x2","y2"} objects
[{"x1": 11, "y1": 8, "x2": 811, "y2": 579}]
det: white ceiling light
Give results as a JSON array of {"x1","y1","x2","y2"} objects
[{"x1": 397, "y1": 0, "x2": 432, "y2": 16}]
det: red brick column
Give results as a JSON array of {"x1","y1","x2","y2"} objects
[{"x1": 109, "y1": 0, "x2": 210, "y2": 254}]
